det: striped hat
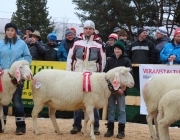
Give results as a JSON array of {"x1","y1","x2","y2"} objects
[
  {"x1": 108, "y1": 33, "x2": 118, "y2": 40},
  {"x1": 156, "y1": 26, "x2": 167, "y2": 36}
]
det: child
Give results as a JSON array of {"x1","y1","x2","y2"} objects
[{"x1": 103, "y1": 40, "x2": 132, "y2": 139}]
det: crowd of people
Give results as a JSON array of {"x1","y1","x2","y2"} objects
[{"x1": 0, "y1": 20, "x2": 180, "y2": 139}]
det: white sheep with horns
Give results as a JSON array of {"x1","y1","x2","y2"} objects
[
  {"x1": 31, "y1": 66, "x2": 134, "y2": 140},
  {"x1": 0, "y1": 60, "x2": 32, "y2": 133}
]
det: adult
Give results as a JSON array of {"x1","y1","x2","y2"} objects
[
  {"x1": 105, "y1": 33, "x2": 118, "y2": 58},
  {"x1": 57, "y1": 29, "x2": 75, "y2": 61},
  {"x1": 0, "y1": 23, "x2": 32, "y2": 135},
  {"x1": 44, "y1": 32, "x2": 59, "y2": 61},
  {"x1": 23, "y1": 26, "x2": 34, "y2": 44},
  {"x1": 127, "y1": 28, "x2": 156, "y2": 64},
  {"x1": 66, "y1": 20, "x2": 106, "y2": 135},
  {"x1": 160, "y1": 28, "x2": 180, "y2": 64},
  {"x1": 155, "y1": 26, "x2": 171, "y2": 64},
  {"x1": 28, "y1": 30, "x2": 46, "y2": 60}
]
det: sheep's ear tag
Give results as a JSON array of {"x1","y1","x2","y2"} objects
[
  {"x1": 35, "y1": 82, "x2": 41, "y2": 89},
  {"x1": 112, "y1": 72, "x2": 120, "y2": 90}
]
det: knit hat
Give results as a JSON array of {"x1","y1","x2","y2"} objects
[
  {"x1": 113, "y1": 40, "x2": 125, "y2": 53},
  {"x1": 174, "y1": 28, "x2": 180, "y2": 37},
  {"x1": 156, "y1": 26, "x2": 167, "y2": 36},
  {"x1": 5, "y1": 23, "x2": 18, "y2": 33},
  {"x1": 119, "y1": 29, "x2": 127, "y2": 36},
  {"x1": 84, "y1": 20, "x2": 95, "y2": 29},
  {"x1": 30, "y1": 30, "x2": 41, "y2": 39},
  {"x1": 70, "y1": 28, "x2": 76, "y2": 34},
  {"x1": 108, "y1": 33, "x2": 118, "y2": 40},
  {"x1": 113, "y1": 27, "x2": 120, "y2": 33},
  {"x1": 65, "y1": 29, "x2": 74, "y2": 36},
  {"x1": 137, "y1": 28, "x2": 146, "y2": 36},
  {"x1": 48, "y1": 31, "x2": 57, "y2": 41},
  {"x1": 26, "y1": 26, "x2": 34, "y2": 33}
]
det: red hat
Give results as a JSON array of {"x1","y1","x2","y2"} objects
[
  {"x1": 70, "y1": 28, "x2": 76, "y2": 33},
  {"x1": 174, "y1": 28, "x2": 180, "y2": 37}
]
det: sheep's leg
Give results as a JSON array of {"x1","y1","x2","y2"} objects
[
  {"x1": 83, "y1": 109, "x2": 89, "y2": 138},
  {"x1": 86, "y1": 106, "x2": 96, "y2": 140},
  {"x1": 32, "y1": 105, "x2": 44, "y2": 135},
  {"x1": 146, "y1": 113, "x2": 158, "y2": 140},
  {"x1": 0, "y1": 105, "x2": 6, "y2": 133},
  {"x1": 154, "y1": 115, "x2": 159, "y2": 138},
  {"x1": 49, "y1": 107, "x2": 62, "y2": 135}
]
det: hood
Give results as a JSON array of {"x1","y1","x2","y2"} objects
[{"x1": 157, "y1": 36, "x2": 171, "y2": 42}]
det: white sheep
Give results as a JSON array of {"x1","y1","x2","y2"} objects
[
  {"x1": 0, "y1": 60, "x2": 32, "y2": 133},
  {"x1": 142, "y1": 74, "x2": 180, "y2": 140},
  {"x1": 31, "y1": 67, "x2": 134, "y2": 140},
  {"x1": 157, "y1": 89, "x2": 180, "y2": 140}
]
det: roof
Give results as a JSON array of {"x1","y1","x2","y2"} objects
[{"x1": 0, "y1": 18, "x2": 11, "y2": 33}]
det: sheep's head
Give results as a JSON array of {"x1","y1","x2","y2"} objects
[
  {"x1": 106, "y1": 67, "x2": 134, "y2": 89},
  {"x1": 9, "y1": 60, "x2": 33, "y2": 82}
]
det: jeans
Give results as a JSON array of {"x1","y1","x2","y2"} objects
[
  {"x1": 73, "y1": 108, "x2": 100, "y2": 129},
  {"x1": 108, "y1": 93, "x2": 126, "y2": 124},
  {"x1": 3, "y1": 81, "x2": 25, "y2": 117}
]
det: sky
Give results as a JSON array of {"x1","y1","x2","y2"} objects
[{"x1": 0, "y1": 0, "x2": 81, "y2": 24}]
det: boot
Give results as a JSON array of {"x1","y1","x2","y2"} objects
[
  {"x1": 15, "y1": 113, "x2": 26, "y2": 135},
  {"x1": 104, "y1": 122, "x2": 114, "y2": 137},
  {"x1": 116, "y1": 123, "x2": 125, "y2": 139}
]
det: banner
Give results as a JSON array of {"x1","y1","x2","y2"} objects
[
  {"x1": 139, "y1": 64, "x2": 180, "y2": 115},
  {"x1": 22, "y1": 61, "x2": 66, "y2": 99}
]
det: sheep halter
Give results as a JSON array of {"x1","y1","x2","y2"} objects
[
  {"x1": 83, "y1": 71, "x2": 92, "y2": 92},
  {"x1": 112, "y1": 72, "x2": 121, "y2": 90},
  {"x1": 0, "y1": 69, "x2": 4, "y2": 92}
]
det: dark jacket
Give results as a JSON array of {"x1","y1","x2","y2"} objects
[
  {"x1": 44, "y1": 43, "x2": 59, "y2": 61},
  {"x1": 127, "y1": 39, "x2": 156, "y2": 64},
  {"x1": 105, "y1": 44, "x2": 114, "y2": 58},
  {"x1": 155, "y1": 36, "x2": 171, "y2": 64},
  {"x1": 104, "y1": 53, "x2": 132, "y2": 96},
  {"x1": 28, "y1": 40, "x2": 46, "y2": 60}
]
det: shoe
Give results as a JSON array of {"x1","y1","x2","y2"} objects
[
  {"x1": 94, "y1": 128, "x2": 100, "y2": 135},
  {"x1": 116, "y1": 132, "x2": 125, "y2": 139},
  {"x1": 16, "y1": 127, "x2": 26, "y2": 135},
  {"x1": 104, "y1": 122, "x2": 114, "y2": 137},
  {"x1": 70, "y1": 127, "x2": 81, "y2": 134}
]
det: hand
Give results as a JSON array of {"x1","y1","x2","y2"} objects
[
  {"x1": 170, "y1": 55, "x2": 176, "y2": 61},
  {"x1": 168, "y1": 57, "x2": 173, "y2": 62},
  {"x1": 30, "y1": 37, "x2": 36, "y2": 44},
  {"x1": 118, "y1": 89, "x2": 124, "y2": 95}
]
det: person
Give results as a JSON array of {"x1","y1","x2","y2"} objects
[
  {"x1": 66, "y1": 20, "x2": 106, "y2": 135},
  {"x1": 28, "y1": 30, "x2": 46, "y2": 60},
  {"x1": 113, "y1": 27, "x2": 121, "y2": 36},
  {"x1": 44, "y1": 31, "x2": 59, "y2": 61},
  {"x1": 23, "y1": 26, "x2": 34, "y2": 44},
  {"x1": 0, "y1": 23, "x2": 32, "y2": 135},
  {"x1": 127, "y1": 28, "x2": 156, "y2": 64},
  {"x1": 105, "y1": 33, "x2": 118, "y2": 58},
  {"x1": 57, "y1": 29, "x2": 75, "y2": 61},
  {"x1": 155, "y1": 26, "x2": 171, "y2": 64},
  {"x1": 104, "y1": 40, "x2": 132, "y2": 139},
  {"x1": 118, "y1": 29, "x2": 128, "y2": 46},
  {"x1": 160, "y1": 28, "x2": 180, "y2": 64}
]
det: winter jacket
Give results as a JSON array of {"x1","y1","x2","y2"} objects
[
  {"x1": 103, "y1": 53, "x2": 132, "y2": 96},
  {"x1": 155, "y1": 36, "x2": 171, "y2": 64},
  {"x1": 66, "y1": 33, "x2": 106, "y2": 72},
  {"x1": 160, "y1": 40, "x2": 180, "y2": 64},
  {"x1": 127, "y1": 39, "x2": 156, "y2": 64},
  {"x1": 44, "y1": 43, "x2": 59, "y2": 61},
  {"x1": 105, "y1": 44, "x2": 114, "y2": 58},
  {"x1": 57, "y1": 38, "x2": 75, "y2": 62},
  {"x1": 0, "y1": 36, "x2": 32, "y2": 70},
  {"x1": 28, "y1": 40, "x2": 46, "y2": 60}
]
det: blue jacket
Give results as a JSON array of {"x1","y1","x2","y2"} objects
[
  {"x1": 57, "y1": 39, "x2": 68, "y2": 61},
  {"x1": 160, "y1": 40, "x2": 180, "y2": 64},
  {"x1": 0, "y1": 37, "x2": 32, "y2": 70}
]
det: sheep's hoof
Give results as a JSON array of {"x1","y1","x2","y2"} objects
[
  {"x1": 151, "y1": 135, "x2": 158, "y2": 140},
  {"x1": 55, "y1": 130, "x2": 62, "y2": 135},
  {"x1": 2, "y1": 128, "x2": 7, "y2": 134},
  {"x1": 34, "y1": 130, "x2": 40, "y2": 135},
  {"x1": 91, "y1": 135, "x2": 96, "y2": 140},
  {"x1": 83, "y1": 132, "x2": 89, "y2": 138}
]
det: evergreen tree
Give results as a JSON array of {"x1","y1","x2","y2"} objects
[{"x1": 11, "y1": 0, "x2": 54, "y2": 42}]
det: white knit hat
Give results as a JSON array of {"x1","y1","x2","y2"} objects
[
  {"x1": 84, "y1": 20, "x2": 95, "y2": 29},
  {"x1": 156, "y1": 26, "x2": 167, "y2": 36}
]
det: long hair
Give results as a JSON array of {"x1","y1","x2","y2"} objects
[{"x1": 4, "y1": 34, "x2": 17, "y2": 44}]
